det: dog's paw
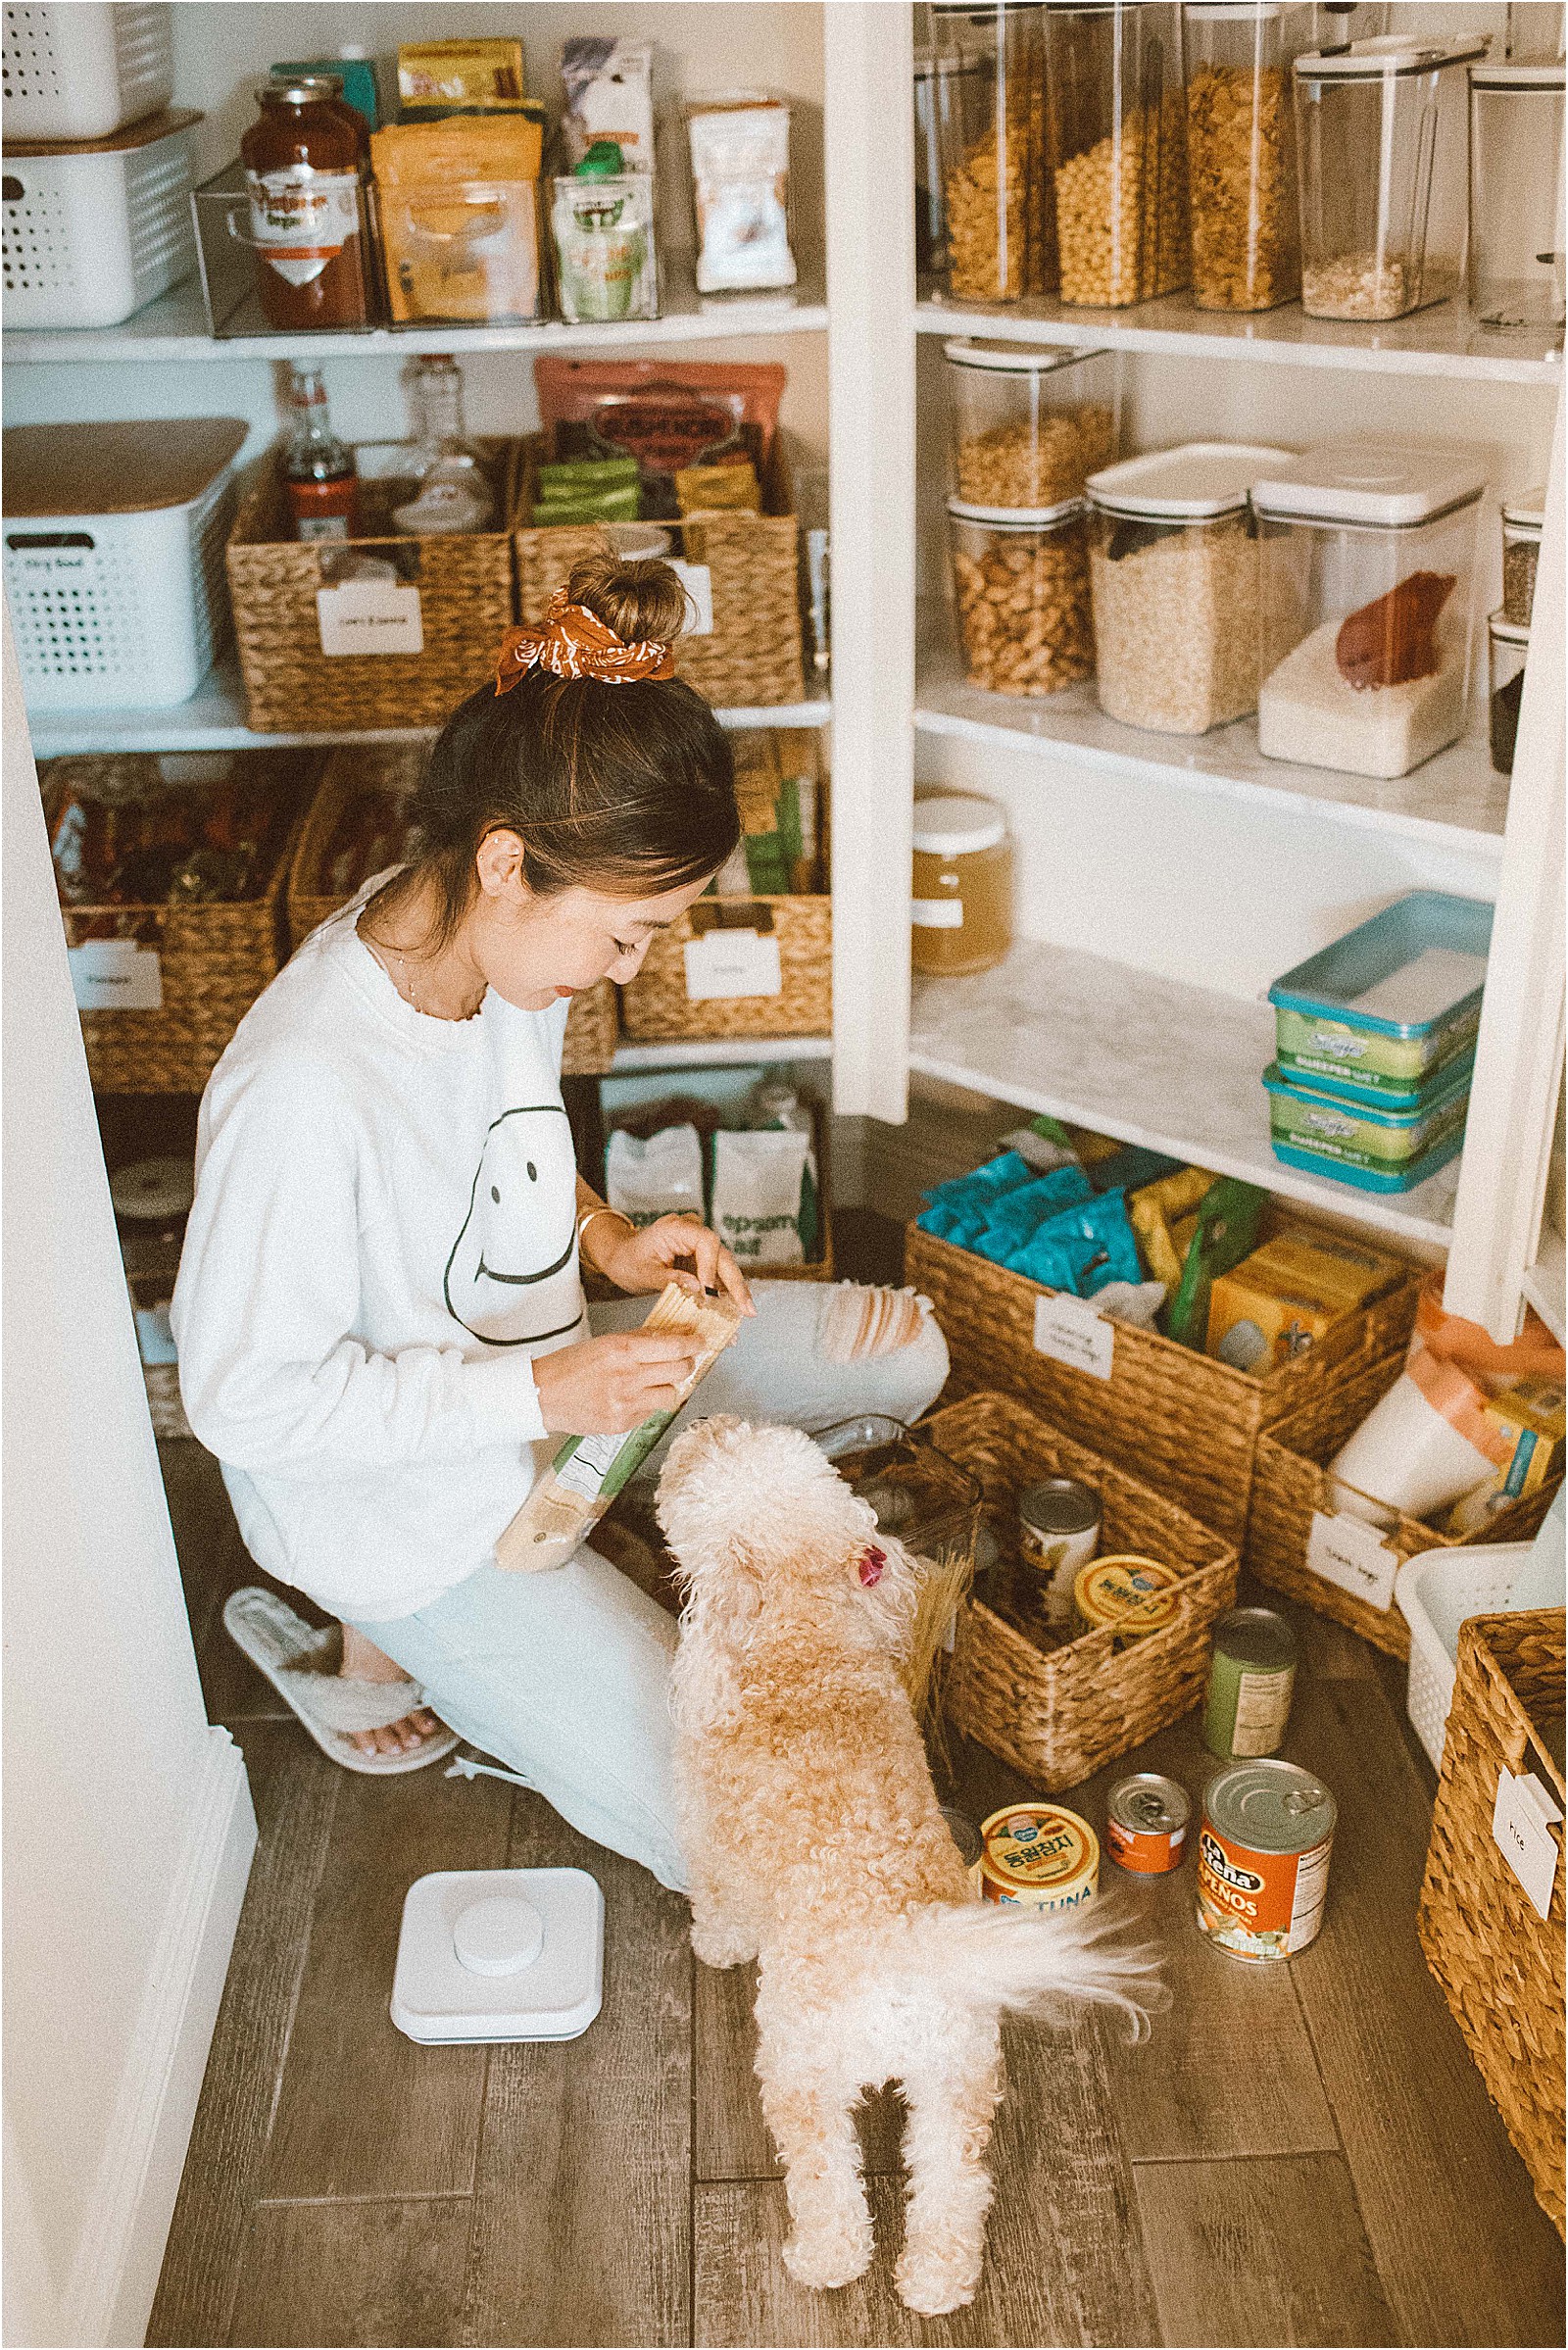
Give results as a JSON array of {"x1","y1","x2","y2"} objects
[
  {"x1": 690, "y1": 1921, "x2": 758, "y2": 1969},
  {"x1": 895, "y1": 2243, "x2": 982, "y2": 2318},
  {"x1": 782, "y1": 2220, "x2": 873, "y2": 2293}
]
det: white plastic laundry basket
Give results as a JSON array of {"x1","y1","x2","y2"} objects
[
  {"x1": 1395, "y1": 1541, "x2": 1532, "y2": 1770},
  {"x1": 3, "y1": 417, "x2": 247, "y2": 710},
  {"x1": 2, "y1": 106, "x2": 198, "y2": 328},
  {"x1": 2, "y1": 3, "x2": 172, "y2": 141}
]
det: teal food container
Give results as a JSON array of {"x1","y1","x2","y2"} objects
[
  {"x1": 1268, "y1": 891, "x2": 1492, "y2": 1108},
  {"x1": 1264, "y1": 1061, "x2": 1471, "y2": 1193}
]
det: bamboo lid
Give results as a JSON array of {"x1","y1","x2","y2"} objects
[
  {"x1": 2, "y1": 418, "x2": 248, "y2": 517},
  {"x1": 2, "y1": 106, "x2": 202, "y2": 160}
]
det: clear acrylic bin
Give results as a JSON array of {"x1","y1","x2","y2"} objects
[
  {"x1": 1045, "y1": 1, "x2": 1190, "y2": 307},
  {"x1": 1294, "y1": 35, "x2": 1486, "y2": 319},
  {"x1": 1469, "y1": 61, "x2": 1566, "y2": 333},
  {"x1": 381, "y1": 177, "x2": 541, "y2": 325},
  {"x1": 948, "y1": 499, "x2": 1096, "y2": 697},
  {"x1": 1185, "y1": 3, "x2": 1311, "y2": 310},
  {"x1": 933, "y1": 0, "x2": 1052, "y2": 301},
  {"x1": 945, "y1": 340, "x2": 1118, "y2": 509}
]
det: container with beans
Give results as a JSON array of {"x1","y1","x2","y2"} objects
[
  {"x1": 948, "y1": 498, "x2": 1095, "y2": 699},
  {"x1": 1501, "y1": 491, "x2": 1544, "y2": 629},
  {"x1": 1185, "y1": 3, "x2": 1311, "y2": 311},
  {"x1": 945, "y1": 339, "x2": 1118, "y2": 511},
  {"x1": 1044, "y1": 1, "x2": 1190, "y2": 307},
  {"x1": 1488, "y1": 609, "x2": 1529, "y2": 777},
  {"x1": 933, "y1": 0, "x2": 1053, "y2": 302}
]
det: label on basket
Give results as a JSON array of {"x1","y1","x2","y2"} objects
[
  {"x1": 1032, "y1": 1292, "x2": 1114, "y2": 1382},
  {"x1": 667, "y1": 560, "x2": 714, "y2": 637},
  {"x1": 1306, "y1": 1510, "x2": 1398, "y2": 1613},
  {"x1": 317, "y1": 581, "x2": 424, "y2": 658},
  {"x1": 683, "y1": 928, "x2": 782, "y2": 1002},
  {"x1": 68, "y1": 940, "x2": 162, "y2": 1012},
  {"x1": 1493, "y1": 1768, "x2": 1562, "y2": 1922}
]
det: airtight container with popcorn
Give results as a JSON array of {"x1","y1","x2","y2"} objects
[
  {"x1": 945, "y1": 340, "x2": 1118, "y2": 509},
  {"x1": 948, "y1": 499, "x2": 1095, "y2": 700},
  {"x1": 1184, "y1": 3, "x2": 1311, "y2": 311},
  {"x1": 1085, "y1": 441, "x2": 1290, "y2": 735},
  {"x1": 1044, "y1": 1, "x2": 1191, "y2": 306}
]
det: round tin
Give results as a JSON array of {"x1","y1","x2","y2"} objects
[
  {"x1": 1106, "y1": 1773, "x2": 1191, "y2": 1874},
  {"x1": 1018, "y1": 1476, "x2": 1101, "y2": 1625},
  {"x1": 1073, "y1": 1554, "x2": 1180, "y2": 1639},
  {"x1": 976, "y1": 1803, "x2": 1099, "y2": 1914},
  {"x1": 1197, "y1": 1760, "x2": 1337, "y2": 1961},
  {"x1": 1203, "y1": 1607, "x2": 1299, "y2": 1758}
]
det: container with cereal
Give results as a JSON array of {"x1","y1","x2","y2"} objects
[
  {"x1": 976, "y1": 1803, "x2": 1100, "y2": 1911},
  {"x1": 1184, "y1": 3, "x2": 1311, "y2": 311},
  {"x1": 932, "y1": 1, "x2": 1053, "y2": 302},
  {"x1": 1197, "y1": 1758, "x2": 1336, "y2": 1960},
  {"x1": 945, "y1": 341, "x2": 1118, "y2": 511},
  {"x1": 1086, "y1": 441, "x2": 1289, "y2": 735},
  {"x1": 1044, "y1": 1, "x2": 1190, "y2": 307},
  {"x1": 948, "y1": 498, "x2": 1095, "y2": 699}
]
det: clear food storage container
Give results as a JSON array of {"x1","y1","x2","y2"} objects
[
  {"x1": 1267, "y1": 889, "x2": 1493, "y2": 1108},
  {"x1": 1501, "y1": 489, "x2": 1544, "y2": 626},
  {"x1": 1489, "y1": 609, "x2": 1529, "y2": 776},
  {"x1": 933, "y1": 1, "x2": 1052, "y2": 301},
  {"x1": 1253, "y1": 441, "x2": 1486, "y2": 780},
  {"x1": 1469, "y1": 61, "x2": 1566, "y2": 333},
  {"x1": 1045, "y1": 1, "x2": 1191, "y2": 307},
  {"x1": 912, "y1": 793, "x2": 1014, "y2": 976},
  {"x1": 945, "y1": 340, "x2": 1118, "y2": 508},
  {"x1": 1294, "y1": 35, "x2": 1486, "y2": 319},
  {"x1": 948, "y1": 499, "x2": 1096, "y2": 696},
  {"x1": 1184, "y1": 3, "x2": 1311, "y2": 310},
  {"x1": 914, "y1": 48, "x2": 950, "y2": 278},
  {"x1": 1085, "y1": 440, "x2": 1289, "y2": 733},
  {"x1": 2, "y1": 108, "x2": 200, "y2": 329},
  {"x1": 1, "y1": 3, "x2": 172, "y2": 141}
]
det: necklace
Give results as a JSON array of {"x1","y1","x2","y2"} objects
[{"x1": 363, "y1": 929, "x2": 482, "y2": 1023}]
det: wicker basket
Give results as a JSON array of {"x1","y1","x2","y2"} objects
[
  {"x1": 619, "y1": 895, "x2": 831, "y2": 1042},
  {"x1": 906, "y1": 1221, "x2": 1420, "y2": 1548},
  {"x1": 43, "y1": 750, "x2": 317, "y2": 1095},
  {"x1": 1249, "y1": 1351, "x2": 1563, "y2": 1658},
  {"x1": 1418, "y1": 1607, "x2": 1565, "y2": 2236},
  {"x1": 916, "y1": 1391, "x2": 1240, "y2": 1788},
  {"x1": 514, "y1": 441, "x2": 805, "y2": 709},
  {"x1": 226, "y1": 439, "x2": 524, "y2": 734},
  {"x1": 286, "y1": 745, "x2": 618, "y2": 1077}
]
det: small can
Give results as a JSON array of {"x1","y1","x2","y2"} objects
[
  {"x1": 1073, "y1": 1554, "x2": 1181, "y2": 1639},
  {"x1": 1197, "y1": 1759, "x2": 1337, "y2": 1962},
  {"x1": 1017, "y1": 1475, "x2": 1102, "y2": 1625},
  {"x1": 1203, "y1": 1606, "x2": 1299, "y2": 1758},
  {"x1": 976, "y1": 1802, "x2": 1099, "y2": 1913},
  {"x1": 1106, "y1": 1773, "x2": 1190, "y2": 1874}
]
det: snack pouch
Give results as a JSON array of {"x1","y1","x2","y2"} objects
[
  {"x1": 1163, "y1": 1177, "x2": 1267, "y2": 1350},
  {"x1": 971, "y1": 1167, "x2": 1095, "y2": 1261},
  {"x1": 606, "y1": 1124, "x2": 705, "y2": 1228},
  {"x1": 1007, "y1": 1191, "x2": 1144, "y2": 1297},
  {"x1": 561, "y1": 38, "x2": 655, "y2": 172},
  {"x1": 710, "y1": 1127, "x2": 811, "y2": 1266},
  {"x1": 920, "y1": 1151, "x2": 1038, "y2": 1215}
]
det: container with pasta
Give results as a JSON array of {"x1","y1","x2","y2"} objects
[{"x1": 1044, "y1": 0, "x2": 1190, "y2": 307}]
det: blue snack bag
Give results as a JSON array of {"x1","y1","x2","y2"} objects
[
  {"x1": 972, "y1": 1166, "x2": 1095, "y2": 1262},
  {"x1": 1008, "y1": 1190, "x2": 1143, "y2": 1297},
  {"x1": 921, "y1": 1151, "x2": 1037, "y2": 1213}
]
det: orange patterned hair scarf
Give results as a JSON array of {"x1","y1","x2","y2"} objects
[{"x1": 494, "y1": 590, "x2": 676, "y2": 694}]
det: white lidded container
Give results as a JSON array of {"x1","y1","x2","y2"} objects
[
  {"x1": 1085, "y1": 439, "x2": 1290, "y2": 734},
  {"x1": 4, "y1": 416, "x2": 246, "y2": 710},
  {"x1": 1252, "y1": 439, "x2": 1486, "y2": 780},
  {"x1": 1, "y1": 3, "x2": 173, "y2": 141},
  {"x1": 944, "y1": 339, "x2": 1118, "y2": 509},
  {"x1": 2, "y1": 106, "x2": 199, "y2": 328},
  {"x1": 1468, "y1": 59, "x2": 1566, "y2": 333}
]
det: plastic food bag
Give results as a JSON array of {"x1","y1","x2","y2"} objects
[
  {"x1": 686, "y1": 97, "x2": 797, "y2": 293},
  {"x1": 710, "y1": 1127, "x2": 811, "y2": 1266},
  {"x1": 553, "y1": 145, "x2": 659, "y2": 324},
  {"x1": 971, "y1": 1166, "x2": 1095, "y2": 1262},
  {"x1": 1006, "y1": 1191, "x2": 1144, "y2": 1298},
  {"x1": 1162, "y1": 1177, "x2": 1266, "y2": 1350},
  {"x1": 606, "y1": 1125, "x2": 705, "y2": 1229},
  {"x1": 562, "y1": 38, "x2": 656, "y2": 174}
]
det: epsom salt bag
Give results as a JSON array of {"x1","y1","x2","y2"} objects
[
  {"x1": 710, "y1": 1128, "x2": 811, "y2": 1267},
  {"x1": 606, "y1": 1124, "x2": 705, "y2": 1228}
]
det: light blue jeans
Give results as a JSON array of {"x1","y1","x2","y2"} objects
[{"x1": 356, "y1": 1282, "x2": 949, "y2": 1892}]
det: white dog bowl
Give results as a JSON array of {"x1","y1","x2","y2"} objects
[{"x1": 391, "y1": 1868, "x2": 604, "y2": 2045}]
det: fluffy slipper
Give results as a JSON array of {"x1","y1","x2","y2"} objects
[{"x1": 223, "y1": 1587, "x2": 459, "y2": 1776}]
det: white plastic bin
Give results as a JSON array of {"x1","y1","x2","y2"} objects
[
  {"x1": 1396, "y1": 1542, "x2": 1534, "y2": 1770},
  {"x1": 3, "y1": 417, "x2": 247, "y2": 710},
  {"x1": 2, "y1": 3, "x2": 173, "y2": 141},
  {"x1": 2, "y1": 106, "x2": 199, "y2": 328}
]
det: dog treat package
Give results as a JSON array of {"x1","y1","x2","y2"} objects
[
  {"x1": 685, "y1": 96, "x2": 797, "y2": 292},
  {"x1": 495, "y1": 1284, "x2": 741, "y2": 1573},
  {"x1": 605, "y1": 1124, "x2": 705, "y2": 1228},
  {"x1": 710, "y1": 1127, "x2": 813, "y2": 1266}
]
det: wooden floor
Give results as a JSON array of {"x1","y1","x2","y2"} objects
[{"x1": 148, "y1": 1342, "x2": 1564, "y2": 2346}]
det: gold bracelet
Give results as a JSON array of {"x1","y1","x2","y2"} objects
[{"x1": 576, "y1": 1202, "x2": 635, "y2": 1268}]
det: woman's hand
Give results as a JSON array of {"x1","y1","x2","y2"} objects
[
  {"x1": 532, "y1": 1331, "x2": 703, "y2": 1436},
  {"x1": 594, "y1": 1213, "x2": 756, "y2": 1317}
]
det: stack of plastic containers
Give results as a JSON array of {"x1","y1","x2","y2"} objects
[{"x1": 1263, "y1": 891, "x2": 1493, "y2": 1194}]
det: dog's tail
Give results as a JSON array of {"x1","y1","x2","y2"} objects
[{"x1": 888, "y1": 1897, "x2": 1167, "y2": 2041}]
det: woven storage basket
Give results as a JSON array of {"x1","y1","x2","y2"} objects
[
  {"x1": 906, "y1": 1221, "x2": 1420, "y2": 1547},
  {"x1": 43, "y1": 750, "x2": 316, "y2": 1094},
  {"x1": 514, "y1": 442, "x2": 805, "y2": 708},
  {"x1": 286, "y1": 745, "x2": 618, "y2": 1076},
  {"x1": 1417, "y1": 1607, "x2": 1565, "y2": 2236},
  {"x1": 619, "y1": 896, "x2": 831, "y2": 1042},
  {"x1": 226, "y1": 439, "x2": 523, "y2": 734},
  {"x1": 916, "y1": 1390, "x2": 1240, "y2": 1788},
  {"x1": 1249, "y1": 1350, "x2": 1563, "y2": 1658}
]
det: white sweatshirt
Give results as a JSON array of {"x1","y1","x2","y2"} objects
[{"x1": 171, "y1": 892, "x2": 587, "y2": 1622}]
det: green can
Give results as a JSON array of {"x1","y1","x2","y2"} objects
[{"x1": 1203, "y1": 1607, "x2": 1298, "y2": 1758}]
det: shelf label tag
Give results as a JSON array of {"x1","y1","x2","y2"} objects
[
  {"x1": 69, "y1": 939, "x2": 162, "y2": 1012},
  {"x1": 683, "y1": 928, "x2": 782, "y2": 1002},
  {"x1": 1493, "y1": 1768, "x2": 1562, "y2": 1922},
  {"x1": 911, "y1": 899, "x2": 963, "y2": 929},
  {"x1": 1306, "y1": 1510, "x2": 1398, "y2": 1613},
  {"x1": 317, "y1": 580, "x2": 424, "y2": 658},
  {"x1": 1032, "y1": 1292, "x2": 1114, "y2": 1382},
  {"x1": 667, "y1": 559, "x2": 713, "y2": 637}
]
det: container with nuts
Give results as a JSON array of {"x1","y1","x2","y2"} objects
[
  {"x1": 934, "y1": 0, "x2": 1054, "y2": 302},
  {"x1": 945, "y1": 339, "x2": 1118, "y2": 510},
  {"x1": 948, "y1": 498, "x2": 1096, "y2": 700},
  {"x1": 1185, "y1": 3, "x2": 1310, "y2": 312},
  {"x1": 1045, "y1": 2, "x2": 1191, "y2": 307}
]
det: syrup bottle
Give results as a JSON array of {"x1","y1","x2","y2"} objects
[{"x1": 283, "y1": 365, "x2": 360, "y2": 541}]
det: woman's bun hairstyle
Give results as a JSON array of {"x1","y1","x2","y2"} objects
[{"x1": 565, "y1": 549, "x2": 690, "y2": 646}]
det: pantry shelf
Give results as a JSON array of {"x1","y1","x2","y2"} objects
[
  {"x1": 916, "y1": 288, "x2": 1564, "y2": 385},
  {"x1": 609, "y1": 1035, "x2": 832, "y2": 1071},
  {"x1": 1522, "y1": 1229, "x2": 1567, "y2": 1346},
  {"x1": 908, "y1": 937, "x2": 1463, "y2": 1249},
  {"x1": 25, "y1": 660, "x2": 832, "y2": 759},
  {"x1": 913, "y1": 650, "x2": 1510, "y2": 857}
]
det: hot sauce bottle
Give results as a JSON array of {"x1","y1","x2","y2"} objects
[
  {"x1": 283, "y1": 365, "x2": 359, "y2": 541},
  {"x1": 242, "y1": 76, "x2": 371, "y2": 331}
]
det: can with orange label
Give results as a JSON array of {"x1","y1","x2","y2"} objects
[
  {"x1": 1106, "y1": 1773, "x2": 1190, "y2": 1874},
  {"x1": 1197, "y1": 1760, "x2": 1336, "y2": 1961}
]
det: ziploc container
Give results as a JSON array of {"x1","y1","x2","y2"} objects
[
  {"x1": 1267, "y1": 891, "x2": 1493, "y2": 1108},
  {"x1": 1263, "y1": 1060, "x2": 1471, "y2": 1193}
]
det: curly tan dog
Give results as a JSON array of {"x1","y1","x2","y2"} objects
[{"x1": 658, "y1": 1416, "x2": 1162, "y2": 2317}]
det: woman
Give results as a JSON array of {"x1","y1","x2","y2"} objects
[{"x1": 172, "y1": 556, "x2": 948, "y2": 1893}]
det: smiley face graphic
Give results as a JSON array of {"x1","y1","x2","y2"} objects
[{"x1": 443, "y1": 1104, "x2": 583, "y2": 1346}]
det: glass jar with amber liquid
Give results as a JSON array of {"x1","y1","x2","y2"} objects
[{"x1": 911, "y1": 794, "x2": 1013, "y2": 977}]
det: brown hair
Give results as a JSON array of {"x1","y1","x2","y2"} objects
[{"x1": 371, "y1": 552, "x2": 738, "y2": 947}]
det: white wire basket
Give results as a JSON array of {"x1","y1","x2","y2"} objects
[
  {"x1": 2, "y1": 107, "x2": 198, "y2": 329},
  {"x1": 1395, "y1": 1541, "x2": 1534, "y2": 1770},
  {"x1": 1, "y1": 3, "x2": 172, "y2": 143}
]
